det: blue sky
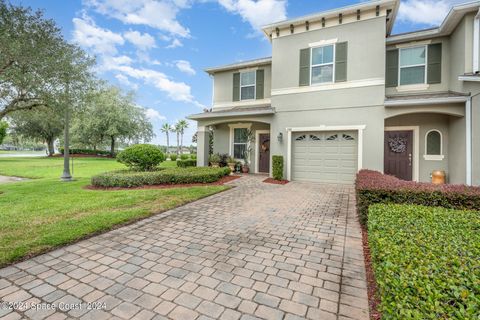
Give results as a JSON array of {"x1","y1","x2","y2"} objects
[{"x1": 11, "y1": 0, "x2": 470, "y2": 145}]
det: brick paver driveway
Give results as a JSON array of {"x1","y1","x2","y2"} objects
[{"x1": 0, "y1": 176, "x2": 368, "y2": 320}]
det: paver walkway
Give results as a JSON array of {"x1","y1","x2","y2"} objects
[{"x1": 0, "y1": 175, "x2": 369, "y2": 320}]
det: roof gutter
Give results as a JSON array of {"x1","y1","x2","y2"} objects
[{"x1": 385, "y1": 96, "x2": 469, "y2": 106}]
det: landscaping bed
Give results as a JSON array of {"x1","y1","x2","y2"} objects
[
  {"x1": 263, "y1": 178, "x2": 289, "y2": 185},
  {"x1": 91, "y1": 167, "x2": 231, "y2": 188},
  {"x1": 368, "y1": 203, "x2": 480, "y2": 319},
  {"x1": 356, "y1": 169, "x2": 480, "y2": 225},
  {"x1": 87, "y1": 175, "x2": 240, "y2": 190}
]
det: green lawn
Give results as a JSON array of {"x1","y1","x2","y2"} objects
[{"x1": 0, "y1": 157, "x2": 226, "y2": 266}]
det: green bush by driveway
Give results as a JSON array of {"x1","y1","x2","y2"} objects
[
  {"x1": 356, "y1": 170, "x2": 480, "y2": 225},
  {"x1": 368, "y1": 204, "x2": 480, "y2": 319},
  {"x1": 116, "y1": 144, "x2": 165, "y2": 171},
  {"x1": 91, "y1": 167, "x2": 230, "y2": 188}
]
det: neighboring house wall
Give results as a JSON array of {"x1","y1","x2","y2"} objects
[{"x1": 212, "y1": 64, "x2": 272, "y2": 108}]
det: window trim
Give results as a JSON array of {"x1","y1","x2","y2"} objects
[
  {"x1": 423, "y1": 129, "x2": 444, "y2": 161},
  {"x1": 239, "y1": 70, "x2": 256, "y2": 101},
  {"x1": 228, "y1": 123, "x2": 252, "y2": 161},
  {"x1": 310, "y1": 44, "x2": 335, "y2": 85},
  {"x1": 398, "y1": 45, "x2": 428, "y2": 86}
]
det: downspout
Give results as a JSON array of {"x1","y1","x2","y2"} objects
[
  {"x1": 466, "y1": 96, "x2": 472, "y2": 185},
  {"x1": 474, "y1": 9, "x2": 480, "y2": 73}
]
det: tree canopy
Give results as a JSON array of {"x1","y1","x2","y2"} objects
[
  {"x1": 0, "y1": 0, "x2": 94, "y2": 119},
  {"x1": 72, "y1": 85, "x2": 154, "y2": 154}
]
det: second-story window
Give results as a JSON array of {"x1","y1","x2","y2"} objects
[
  {"x1": 240, "y1": 71, "x2": 256, "y2": 100},
  {"x1": 399, "y1": 46, "x2": 426, "y2": 85},
  {"x1": 311, "y1": 45, "x2": 334, "y2": 84}
]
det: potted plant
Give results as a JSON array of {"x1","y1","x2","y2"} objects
[
  {"x1": 209, "y1": 153, "x2": 221, "y2": 168},
  {"x1": 227, "y1": 156, "x2": 236, "y2": 174},
  {"x1": 241, "y1": 129, "x2": 255, "y2": 174}
]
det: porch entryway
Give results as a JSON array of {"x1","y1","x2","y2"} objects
[{"x1": 384, "y1": 130, "x2": 413, "y2": 180}]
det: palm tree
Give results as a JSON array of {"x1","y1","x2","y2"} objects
[
  {"x1": 173, "y1": 123, "x2": 181, "y2": 155},
  {"x1": 176, "y1": 120, "x2": 189, "y2": 154},
  {"x1": 161, "y1": 123, "x2": 171, "y2": 153}
]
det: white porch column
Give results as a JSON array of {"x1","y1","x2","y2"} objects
[
  {"x1": 197, "y1": 126, "x2": 210, "y2": 167},
  {"x1": 466, "y1": 98, "x2": 472, "y2": 185}
]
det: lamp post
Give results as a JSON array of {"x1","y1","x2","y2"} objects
[{"x1": 61, "y1": 83, "x2": 72, "y2": 181}]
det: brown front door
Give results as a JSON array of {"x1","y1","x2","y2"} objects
[
  {"x1": 384, "y1": 130, "x2": 413, "y2": 181},
  {"x1": 258, "y1": 134, "x2": 270, "y2": 173}
]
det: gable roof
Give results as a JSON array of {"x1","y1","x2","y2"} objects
[
  {"x1": 387, "y1": 1, "x2": 480, "y2": 44},
  {"x1": 204, "y1": 57, "x2": 271, "y2": 75}
]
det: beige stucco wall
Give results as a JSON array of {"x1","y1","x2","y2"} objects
[
  {"x1": 212, "y1": 64, "x2": 272, "y2": 106},
  {"x1": 271, "y1": 16, "x2": 386, "y2": 90}
]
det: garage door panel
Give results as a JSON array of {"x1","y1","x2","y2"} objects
[{"x1": 292, "y1": 131, "x2": 358, "y2": 184}]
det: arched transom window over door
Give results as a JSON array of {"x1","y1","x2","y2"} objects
[{"x1": 424, "y1": 129, "x2": 444, "y2": 161}]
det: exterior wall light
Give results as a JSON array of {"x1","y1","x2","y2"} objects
[{"x1": 277, "y1": 132, "x2": 283, "y2": 142}]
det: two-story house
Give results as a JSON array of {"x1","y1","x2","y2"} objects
[{"x1": 189, "y1": 0, "x2": 480, "y2": 185}]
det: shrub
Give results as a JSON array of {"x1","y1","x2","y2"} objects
[
  {"x1": 180, "y1": 154, "x2": 189, "y2": 160},
  {"x1": 59, "y1": 148, "x2": 113, "y2": 157},
  {"x1": 355, "y1": 170, "x2": 480, "y2": 225},
  {"x1": 177, "y1": 159, "x2": 197, "y2": 168},
  {"x1": 91, "y1": 167, "x2": 230, "y2": 188},
  {"x1": 209, "y1": 153, "x2": 221, "y2": 164},
  {"x1": 190, "y1": 154, "x2": 197, "y2": 160},
  {"x1": 169, "y1": 154, "x2": 177, "y2": 161},
  {"x1": 218, "y1": 153, "x2": 229, "y2": 167},
  {"x1": 368, "y1": 204, "x2": 480, "y2": 319},
  {"x1": 116, "y1": 144, "x2": 165, "y2": 171},
  {"x1": 272, "y1": 155, "x2": 284, "y2": 180}
]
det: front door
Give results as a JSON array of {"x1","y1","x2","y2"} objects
[
  {"x1": 258, "y1": 134, "x2": 270, "y2": 173},
  {"x1": 384, "y1": 130, "x2": 413, "y2": 181}
]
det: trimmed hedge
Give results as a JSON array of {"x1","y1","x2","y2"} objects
[
  {"x1": 368, "y1": 204, "x2": 480, "y2": 319},
  {"x1": 180, "y1": 154, "x2": 189, "y2": 160},
  {"x1": 177, "y1": 159, "x2": 197, "y2": 168},
  {"x1": 59, "y1": 148, "x2": 112, "y2": 156},
  {"x1": 272, "y1": 155, "x2": 283, "y2": 180},
  {"x1": 356, "y1": 170, "x2": 480, "y2": 225},
  {"x1": 91, "y1": 167, "x2": 230, "y2": 188},
  {"x1": 116, "y1": 144, "x2": 165, "y2": 171}
]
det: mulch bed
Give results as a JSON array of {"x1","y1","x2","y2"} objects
[
  {"x1": 85, "y1": 175, "x2": 241, "y2": 191},
  {"x1": 361, "y1": 225, "x2": 381, "y2": 320},
  {"x1": 263, "y1": 178, "x2": 289, "y2": 185}
]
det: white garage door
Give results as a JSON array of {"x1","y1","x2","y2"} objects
[{"x1": 292, "y1": 131, "x2": 358, "y2": 184}]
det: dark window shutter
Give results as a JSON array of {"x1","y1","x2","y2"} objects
[
  {"x1": 386, "y1": 49, "x2": 399, "y2": 87},
  {"x1": 335, "y1": 42, "x2": 348, "y2": 82},
  {"x1": 256, "y1": 69, "x2": 264, "y2": 99},
  {"x1": 299, "y1": 48, "x2": 310, "y2": 86},
  {"x1": 233, "y1": 72, "x2": 240, "y2": 101},
  {"x1": 427, "y1": 43, "x2": 442, "y2": 84}
]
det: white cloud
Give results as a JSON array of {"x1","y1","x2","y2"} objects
[
  {"x1": 398, "y1": 0, "x2": 468, "y2": 26},
  {"x1": 175, "y1": 60, "x2": 196, "y2": 75},
  {"x1": 218, "y1": 0, "x2": 287, "y2": 31},
  {"x1": 166, "y1": 38, "x2": 183, "y2": 49},
  {"x1": 115, "y1": 74, "x2": 139, "y2": 90},
  {"x1": 84, "y1": 0, "x2": 191, "y2": 37},
  {"x1": 72, "y1": 15, "x2": 124, "y2": 55},
  {"x1": 111, "y1": 64, "x2": 203, "y2": 107},
  {"x1": 144, "y1": 107, "x2": 167, "y2": 121},
  {"x1": 124, "y1": 30, "x2": 156, "y2": 50}
]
